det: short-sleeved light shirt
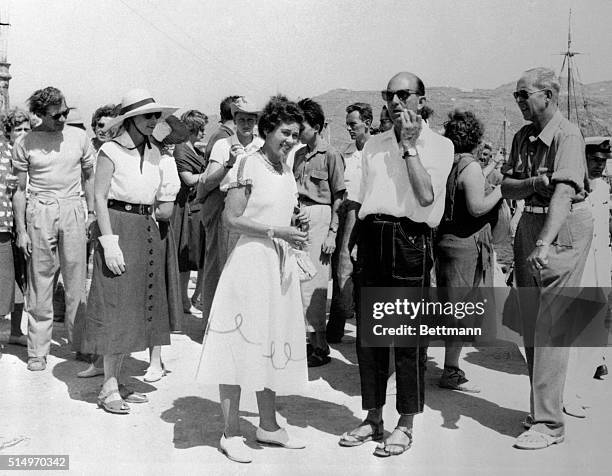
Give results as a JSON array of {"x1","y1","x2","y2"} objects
[
  {"x1": 341, "y1": 142, "x2": 363, "y2": 202},
  {"x1": 0, "y1": 140, "x2": 14, "y2": 233},
  {"x1": 293, "y1": 140, "x2": 346, "y2": 205},
  {"x1": 501, "y1": 110, "x2": 588, "y2": 206},
  {"x1": 357, "y1": 123, "x2": 454, "y2": 227},
  {"x1": 100, "y1": 131, "x2": 167, "y2": 205},
  {"x1": 209, "y1": 135, "x2": 265, "y2": 190},
  {"x1": 12, "y1": 127, "x2": 95, "y2": 197}
]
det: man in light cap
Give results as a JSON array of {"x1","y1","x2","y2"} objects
[
  {"x1": 501, "y1": 67, "x2": 592, "y2": 449},
  {"x1": 340, "y1": 72, "x2": 453, "y2": 456},
  {"x1": 12, "y1": 87, "x2": 96, "y2": 371},
  {"x1": 198, "y1": 97, "x2": 263, "y2": 323},
  {"x1": 563, "y1": 137, "x2": 612, "y2": 416}
]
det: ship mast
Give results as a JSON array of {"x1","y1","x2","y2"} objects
[{"x1": 559, "y1": 9, "x2": 581, "y2": 123}]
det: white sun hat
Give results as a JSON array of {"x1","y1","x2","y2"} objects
[{"x1": 102, "y1": 88, "x2": 178, "y2": 132}]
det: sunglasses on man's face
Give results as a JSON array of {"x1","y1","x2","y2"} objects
[
  {"x1": 512, "y1": 89, "x2": 548, "y2": 101},
  {"x1": 143, "y1": 112, "x2": 162, "y2": 120},
  {"x1": 381, "y1": 89, "x2": 421, "y2": 102},
  {"x1": 49, "y1": 110, "x2": 70, "y2": 120}
]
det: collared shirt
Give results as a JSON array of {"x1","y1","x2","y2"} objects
[
  {"x1": 209, "y1": 135, "x2": 265, "y2": 190},
  {"x1": 341, "y1": 142, "x2": 363, "y2": 202},
  {"x1": 0, "y1": 139, "x2": 14, "y2": 233},
  {"x1": 293, "y1": 139, "x2": 346, "y2": 205},
  {"x1": 12, "y1": 127, "x2": 95, "y2": 198},
  {"x1": 203, "y1": 123, "x2": 234, "y2": 164},
  {"x1": 99, "y1": 131, "x2": 167, "y2": 205},
  {"x1": 357, "y1": 123, "x2": 454, "y2": 227},
  {"x1": 501, "y1": 110, "x2": 588, "y2": 206}
]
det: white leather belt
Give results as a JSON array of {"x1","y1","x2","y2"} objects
[{"x1": 524, "y1": 205, "x2": 548, "y2": 214}]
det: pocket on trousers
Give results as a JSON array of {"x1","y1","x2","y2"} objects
[
  {"x1": 552, "y1": 221, "x2": 573, "y2": 249},
  {"x1": 391, "y1": 224, "x2": 426, "y2": 281}
]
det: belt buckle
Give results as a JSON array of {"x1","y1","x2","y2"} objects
[{"x1": 125, "y1": 204, "x2": 133, "y2": 211}]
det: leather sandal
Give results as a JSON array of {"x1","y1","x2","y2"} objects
[
  {"x1": 97, "y1": 390, "x2": 130, "y2": 414},
  {"x1": 339, "y1": 420, "x2": 384, "y2": 447},
  {"x1": 118, "y1": 384, "x2": 149, "y2": 404},
  {"x1": 373, "y1": 426, "x2": 412, "y2": 457},
  {"x1": 143, "y1": 364, "x2": 167, "y2": 383}
]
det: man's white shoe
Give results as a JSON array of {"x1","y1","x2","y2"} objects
[
  {"x1": 219, "y1": 434, "x2": 253, "y2": 463},
  {"x1": 255, "y1": 427, "x2": 306, "y2": 449}
]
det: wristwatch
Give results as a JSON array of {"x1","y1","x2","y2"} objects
[
  {"x1": 266, "y1": 227, "x2": 275, "y2": 239},
  {"x1": 403, "y1": 147, "x2": 418, "y2": 158},
  {"x1": 535, "y1": 239, "x2": 549, "y2": 247},
  {"x1": 329, "y1": 225, "x2": 338, "y2": 233}
]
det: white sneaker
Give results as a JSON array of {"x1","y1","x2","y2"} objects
[
  {"x1": 219, "y1": 434, "x2": 252, "y2": 463},
  {"x1": 256, "y1": 427, "x2": 305, "y2": 449}
]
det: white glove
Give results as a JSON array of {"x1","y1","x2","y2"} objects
[{"x1": 98, "y1": 234, "x2": 126, "y2": 275}]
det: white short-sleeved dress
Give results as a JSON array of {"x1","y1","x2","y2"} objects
[{"x1": 196, "y1": 151, "x2": 308, "y2": 393}]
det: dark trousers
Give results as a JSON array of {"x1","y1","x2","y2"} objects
[{"x1": 355, "y1": 215, "x2": 432, "y2": 414}]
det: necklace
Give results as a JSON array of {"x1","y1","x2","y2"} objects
[{"x1": 259, "y1": 150, "x2": 284, "y2": 175}]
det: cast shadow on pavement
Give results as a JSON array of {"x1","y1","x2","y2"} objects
[
  {"x1": 160, "y1": 396, "x2": 259, "y2": 450},
  {"x1": 52, "y1": 353, "x2": 157, "y2": 404},
  {"x1": 424, "y1": 359, "x2": 526, "y2": 436},
  {"x1": 463, "y1": 341, "x2": 528, "y2": 376}
]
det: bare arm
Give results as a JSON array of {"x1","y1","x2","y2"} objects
[
  {"x1": 94, "y1": 153, "x2": 115, "y2": 236},
  {"x1": 223, "y1": 186, "x2": 307, "y2": 246},
  {"x1": 460, "y1": 161, "x2": 503, "y2": 217},
  {"x1": 201, "y1": 161, "x2": 230, "y2": 195},
  {"x1": 12, "y1": 171, "x2": 30, "y2": 257},
  {"x1": 179, "y1": 170, "x2": 204, "y2": 187},
  {"x1": 397, "y1": 111, "x2": 433, "y2": 206},
  {"x1": 501, "y1": 175, "x2": 553, "y2": 200}
]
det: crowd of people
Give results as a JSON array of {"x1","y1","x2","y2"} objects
[{"x1": 1, "y1": 66, "x2": 610, "y2": 463}]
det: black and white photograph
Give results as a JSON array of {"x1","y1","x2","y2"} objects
[{"x1": 1, "y1": 0, "x2": 611, "y2": 474}]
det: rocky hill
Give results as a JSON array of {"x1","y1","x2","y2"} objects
[{"x1": 313, "y1": 81, "x2": 612, "y2": 151}]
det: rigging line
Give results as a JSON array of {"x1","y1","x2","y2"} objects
[{"x1": 114, "y1": 0, "x2": 265, "y2": 96}]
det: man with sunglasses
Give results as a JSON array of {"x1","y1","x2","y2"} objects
[
  {"x1": 501, "y1": 67, "x2": 592, "y2": 450},
  {"x1": 340, "y1": 72, "x2": 453, "y2": 456},
  {"x1": 11, "y1": 86, "x2": 95, "y2": 372}
]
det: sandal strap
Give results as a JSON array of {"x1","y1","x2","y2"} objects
[{"x1": 393, "y1": 426, "x2": 413, "y2": 440}]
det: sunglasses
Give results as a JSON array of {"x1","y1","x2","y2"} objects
[
  {"x1": 49, "y1": 110, "x2": 70, "y2": 120},
  {"x1": 381, "y1": 89, "x2": 421, "y2": 102},
  {"x1": 95, "y1": 122, "x2": 107, "y2": 129},
  {"x1": 143, "y1": 112, "x2": 162, "y2": 120},
  {"x1": 512, "y1": 88, "x2": 548, "y2": 101}
]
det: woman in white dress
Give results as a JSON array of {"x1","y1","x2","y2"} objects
[{"x1": 197, "y1": 95, "x2": 308, "y2": 463}]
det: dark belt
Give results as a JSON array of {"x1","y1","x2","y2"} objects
[
  {"x1": 108, "y1": 199, "x2": 152, "y2": 215},
  {"x1": 298, "y1": 196, "x2": 329, "y2": 207},
  {"x1": 364, "y1": 214, "x2": 430, "y2": 234}
]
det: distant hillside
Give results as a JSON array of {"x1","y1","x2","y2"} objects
[{"x1": 313, "y1": 82, "x2": 612, "y2": 151}]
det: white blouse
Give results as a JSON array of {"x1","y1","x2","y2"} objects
[{"x1": 99, "y1": 131, "x2": 177, "y2": 205}]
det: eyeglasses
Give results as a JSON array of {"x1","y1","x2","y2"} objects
[
  {"x1": 512, "y1": 89, "x2": 548, "y2": 101},
  {"x1": 49, "y1": 110, "x2": 70, "y2": 120},
  {"x1": 381, "y1": 89, "x2": 421, "y2": 102},
  {"x1": 143, "y1": 112, "x2": 162, "y2": 120}
]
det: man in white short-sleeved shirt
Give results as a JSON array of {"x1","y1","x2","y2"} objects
[
  {"x1": 340, "y1": 72, "x2": 453, "y2": 454},
  {"x1": 12, "y1": 87, "x2": 95, "y2": 371}
]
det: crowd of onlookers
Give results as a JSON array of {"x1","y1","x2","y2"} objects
[{"x1": 1, "y1": 65, "x2": 610, "y2": 462}]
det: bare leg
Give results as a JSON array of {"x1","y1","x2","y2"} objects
[
  {"x1": 443, "y1": 341, "x2": 462, "y2": 368},
  {"x1": 148, "y1": 346, "x2": 163, "y2": 371},
  {"x1": 101, "y1": 353, "x2": 123, "y2": 395},
  {"x1": 219, "y1": 384, "x2": 241, "y2": 437},
  {"x1": 256, "y1": 388, "x2": 280, "y2": 432},
  {"x1": 179, "y1": 271, "x2": 191, "y2": 311}
]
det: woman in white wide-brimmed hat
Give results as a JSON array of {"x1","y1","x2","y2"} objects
[{"x1": 80, "y1": 89, "x2": 186, "y2": 414}]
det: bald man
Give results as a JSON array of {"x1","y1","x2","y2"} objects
[
  {"x1": 501, "y1": 67, "x2": 592, "y2": 450},
  {"x1": 340, "y1": 72, "x2": 453, "y2": 456}
]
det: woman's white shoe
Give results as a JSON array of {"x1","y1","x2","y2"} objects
[
  {"x1": 219, "y1": 434, "x2": 253, "y2": 463},
  {"x1": 255, "y1": 427, "x2": 305, "y2": 449}
]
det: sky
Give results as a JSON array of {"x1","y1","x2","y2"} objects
[{"x1": 2, "y1": 0, "x2": 612, "y2": 125}]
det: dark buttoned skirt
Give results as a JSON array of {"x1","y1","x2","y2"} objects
[{"x1": 80, "y1": 209, "x2": 170, "y2": 355}]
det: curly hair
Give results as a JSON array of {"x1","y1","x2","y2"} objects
[
  {"x1": 28, "y1": 86, "x2": 66, "y2": 117},
  {"x1": 220, "y1": 95, "x2": 241, "y2": 122},
  {"x1": 443, "y1": 109, "x2": 484, "y2": 154},
  {"x1": 258, "y1": 95, "x2": 303, "y2": 139},
  {"x1": 180, "y1": 109, "x2": 209, "y2": 135},
  {"x1": 91, "y1": 104, "x2": 119, "y2": 129},
  {"x1": 297, "y1": 98, "x2": 325, "y2": 132},
  {"x1": 2, "y1": 108, "x2": 31, "y2": 138}
]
